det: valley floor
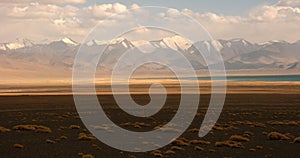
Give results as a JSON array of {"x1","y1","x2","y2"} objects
[{"x1": 0, "y1": 89, "x2": 299, "y2": 157}]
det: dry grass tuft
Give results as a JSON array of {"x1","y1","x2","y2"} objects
[
  {"x1": 13, "y1": 125, "x2": 52, "y2": 133},
  {"x1": 194, "y1": 146, "x2": 204, "y2": 151},
  {"x1": 243, "y1": 131, "x2": 254, "y2": 137},
  {"x1": 46, "y1": 139, "x2": 56, "y2": 144},
  {"x1": 256, "y1": 145, "x2": 263, "y2": 149},
  {"x1": 293, "y1": 137, "x2": 300, "y2": 143},
  {"x1": 170, "y1": 146, "x2": 185, "y2": 151},
  {"x1": 78, "y1": 132, "x2": 96, "y2": 141},
  {"x1": 187, "y1": 128, "x2": 199, "y2": 133},
  {"x1": 172, "y1": 139, "x2": 189, "y2": 146},
  {"x1": 82, "y1": 154, "x2": 94, "y2": 158},
  {"x1": 268, "y1": 120, "x2": 299, "y2": 126},
  {"x1": 69, "y1": 125, "x2": 81, "y2": 129},
  {"x1": 13, "y1": 144, "x2": 24, "y2": 149},
  {"x1": 151, "y1": 150, "x2": 161, "y2": 154},
  {"x1": 153, "y1": 153, "x2": 163, "y2": 157},
  {"x1": 189, "y1": 139, "x2": 211, "y2": 145},
  {"x1": 60, "y1": 135, "x2": 68, "y2": 140},
  {"x1": 120, "y1": 122, "x2": 131, "y2": 127},
  {"x1": 249, "y1": 148, "x2": 256, "y2": 152},
  {"x1": 0, "y1": 126, "x2": 11, "y2": 132},
  {"x1": 151, "y1": 150, "x2": 162, "y2": 157},
  {"x1": 212, "y1": 125, "x2": 237, "y2": 131},
  {"x1": 267, "y1": 132, "x2": 290, "y2": 140},
  {"x1": 215, "y1": 140, "x2": 244, "y2": 148},
  {"x1": 120, "y1": 122, "x2": 151, "y2": 128},
  {"x1": 229, "y1": 135, "x2": 250, "y2": 142},
  {"x1": 134, "y1": 122, "x2": 151, "y2": 127},
  {"x1": 164, "y1": 150, "x2": 175, "y2": 155},
  {"x1": 234, "y1": 121, "x2": 266, "y2": 127},
  {"x1": 91, "y1": 144, "x2": 101, "y2": 150}
]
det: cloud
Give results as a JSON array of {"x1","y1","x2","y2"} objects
[
  {"x1": 249, "y1": 5, "x2": 300, "y2": 21},
  {"x1": 0, "y1": 2, "x2": 299, "y2": 43},
  {"x1": 0, "y1": 0, "x2": 86, "y2": 4},
  {"x1": 277, "y1": 0, "x2": 300, "y2": 7},
  {"x1": 82, "y1": 3, "x2": 128, "y2": 20}
]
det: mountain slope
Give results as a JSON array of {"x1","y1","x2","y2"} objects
[{"x1": 0, "y1": 37, "x2": 299, "y2": 75}]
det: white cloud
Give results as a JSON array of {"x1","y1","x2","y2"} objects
[
  {"x1": 181, "y1": 4, "x2": 300, "y2": 42},
  {"x1": 249, "y1": 5, "x2": 300, "y2": 21},
  {"x1": 0, "y1": 2, "x2": 299, "y2": 43},
  {"x1": 82, "y1": 3, "x2": 128, "y2": 20},
  {"x1": 0, "y1": 0, "x2": 86, "y2": 4},
  {"x1": 277, "y1": 0, "x2": 300, "y2": 7}
]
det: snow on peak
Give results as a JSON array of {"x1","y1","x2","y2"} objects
[
  {"x1": 6, "y1": 42, "x2": 24, "y2": 49},
  {"x1": 161, "y1": 35, "x2": 193, "y2": 51},
  {"x1": 132, "y1": 40, "x2": 156, "y2": 53},
  {"x1": 61, "y1": 37, "x2": 78, "y2": 45},
  {"x1": 211, "y1": 40, "x2": 223, "y2": 52},
  {"x1": 226, "y1": 42, "x2": 232, "y2": 48},
  {"x1": 86, "y1": 40, "x2": 107, "y2": 46},
  {"x1": 131, "y1": 40, "x2": 151, "y2": 47},
  {"x1": 258, "y1": 40, "x2": 287, "y2": 46},
  {"x1": 109, "y1": 37, "x2": 126, "y2": 45},
  {"x1": 109, "y1": 37, "x2": 133, "y2": 48},
  {"x1": 230, "y1": 38, "x2": 251, "y2": 46},
  {"x1": 23, "y1": 38, "x2": 34, "y2": 47},
  {"x1": 0, "y1": 44, "x2": 7, "y2": 50},
  {"x1": 0, "y1": 38, "x2": 36, "y2": 50},
  {"x1": 203, "y1": 41, "x2": 211, "y2": 51}
]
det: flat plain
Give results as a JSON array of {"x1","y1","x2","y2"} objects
[{"x1": 0, "y1": 83, "x2": 299, "y2": 158}]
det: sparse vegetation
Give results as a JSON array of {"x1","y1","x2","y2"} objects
[
  {"x1": 82, "y1": 154, "x2": 94, "y2": 158},
  {"x1": 229, "y1": 135, "x2": 250, "y2": 142},
  {"x1": 215, "y1": 140, "x2": 244, "y2": 148},
  {"x1": 69, "y1": 125, "x2": 80, "y2": 129},
  {"x1": 119, "y1": 122, "x2": 151, "y2": 129},
  {"x1": 170, "y1": 146, "x2": 184, "y2": 151},
  {"x1": 129, "y1": 155, "x2": 136, "y2": 158},
  {"x1": 189, "y1": 139, "x2": 211, "y2": 145},
  {"x1": 243, "y1": 131, "x2": 254, "y2": 137},
  {"x1": 194, "y1": 146, "x2": 204, "y2": 151},
  {"x1": 172, "y1": 139, "x2": 189, "y2": 146},
  {"x1": 46, "y1": 139, "x2": 56, "y2": 144},
  {"x1": 249, "y1": 148, "x2": 256, "y2": 152},
  {"x1": 13, "y1": 125, "x2": 52, "y2": 133},
  {"x1": 267, "y1": 132, "x2": 290, "y2": 140},
  {"x1": 164, "y1": 150, "x2": 175, "y2": 155},
  {"x1": 268, "y1": 120, "x2": 299, "y2": 126},
  {"x1": 151, "y1": 150, "x2": 163, "y2": 157},
  {"x1": 13, "y1": 144, "x2": 24, "y2": 149},
  {"x1": 0, "y1": 126, "x2": 10, "y2": 132},
  {"x1": 187, "y1": 128, "x2": 199, "y2": 133},
  {"x1": 212, "y1": 125, "x2": 237, "y2": 131},
  {"x1": 293, "y1": 137, "x2": 300, "y2": 143},
  {"x1": 60, "y1": 135, "x2": 68, "y2": 140},
  {"x1": 78, "y1": 132, "x2": 96, "y2": 141}
]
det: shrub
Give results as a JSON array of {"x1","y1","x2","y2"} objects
[{"x1": 267, "y1": 132, "x2": 290, "y2": 140}]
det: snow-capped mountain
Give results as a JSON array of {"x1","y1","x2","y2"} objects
[
  {"x1": 0, "y1": 37, "x2": 78, "y2": 51},
  {"x1": 0, "y1": 36, "x2": 300, "y2": 74},
  {"x1": 0, "y1": 38, "x2": 35, "y2": 50}
]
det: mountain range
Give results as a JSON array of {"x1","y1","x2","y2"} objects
[{"x1": 0, "y1": 36, "x2": 299, "y2": 80}]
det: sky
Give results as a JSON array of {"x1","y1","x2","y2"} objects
[
  {"x1": 82, "y1": 0, "x2": 278, "y2": 16},
  {"x1": 0, "y1": 0, "x2": 299, "y2": 43}
]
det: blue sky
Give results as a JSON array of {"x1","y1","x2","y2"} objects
[{"x1": 81, "y1": 0, "x2": 278, "y2": 15}]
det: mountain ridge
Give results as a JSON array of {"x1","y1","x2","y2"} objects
[{"x1": 0, "y1": 36, "x2": 299, "y2": 73}]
